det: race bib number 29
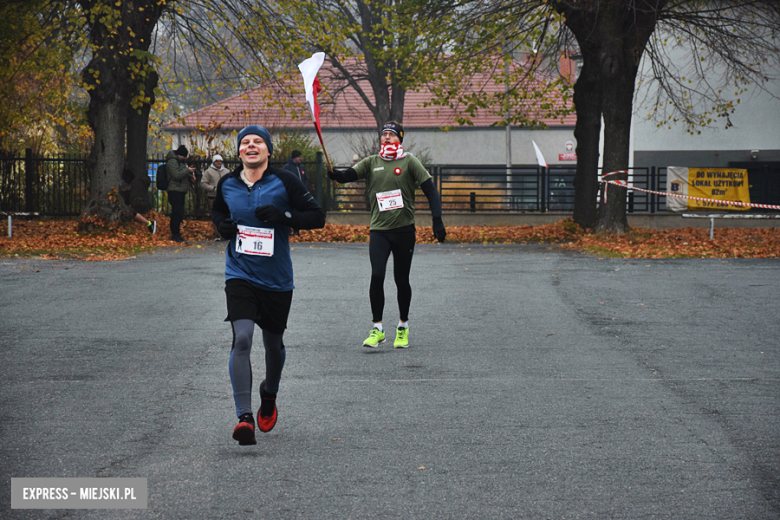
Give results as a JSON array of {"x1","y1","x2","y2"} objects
[
  {"x1": 376, "y1": 189, "x2": 404, "y2": 212},
  {"x1": 236, "y1": 225, "x2": 274, "y2": 256}
]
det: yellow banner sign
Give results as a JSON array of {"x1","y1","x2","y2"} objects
[{"x1": 667, "y1": 167, "x2": 750, "y2": 211}]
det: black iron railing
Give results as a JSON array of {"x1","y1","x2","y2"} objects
[
  {"x1": 0, "y1": 150, "x2": 90, "y2": 216},
  {"x1": 2, "y1": 150, "x2": 673, "y2": 217},
  {"x1": 327, "y1": 165, "x2": 663, "y2": 214}
]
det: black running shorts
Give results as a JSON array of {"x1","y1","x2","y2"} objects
[{"x1": 224, "y1": 278, "x2": 293, "y2": 334}]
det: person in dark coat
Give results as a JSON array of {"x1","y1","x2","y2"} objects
[
  {"x1": 166, "y1": 145, "x2": 196, "y2": 242},
  {"x1": 282, "y1": 150, "x2": 309, "y2": 235},
  {"x1": 282, "y1": 150, "x2": 309, "y2": 192}
]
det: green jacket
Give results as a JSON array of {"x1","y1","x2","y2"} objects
[
  {"x1": 352, "y1": 154, "x2": 432, "y2": 230},
  {"x1": 165, "y1": 150, "x2": 192, "y2": 193}
]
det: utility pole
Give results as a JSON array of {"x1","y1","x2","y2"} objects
[{"x1": 505, "y1": 43, "x2": 513, "y2": 209}]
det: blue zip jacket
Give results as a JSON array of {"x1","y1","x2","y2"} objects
[{"x1": 211, "y1": 165, "x2": 325, "y2": 291}]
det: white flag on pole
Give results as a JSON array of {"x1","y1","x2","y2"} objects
[
  {"x1": 532, "y1": 140, "x2": 548, "y2": 168},
  {"x1": 298, "y1": 52, "x2": 325, "y2": 127}
]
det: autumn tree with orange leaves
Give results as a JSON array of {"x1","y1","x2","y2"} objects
[
  {"x1": 77, "y1": 0, "x2": 167, "y2": 222},
  {"x1": 0, "y1": 0, "x2": 85, "y2": 154}
]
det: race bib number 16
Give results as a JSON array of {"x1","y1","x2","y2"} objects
[{"x1": 236, "y1": 225, "x2": 274, "y2": 257}]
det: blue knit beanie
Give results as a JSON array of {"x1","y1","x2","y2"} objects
[{"x1": 237, "y1": 125, "x2": 273, "y2": 156}]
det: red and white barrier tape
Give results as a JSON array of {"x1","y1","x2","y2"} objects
[
  {"x1": 599, "y1": 171, "x2": 780, "y2": 210},
  {"x1": 600, "y1": 171, "x2": 628, "y2": 203}
]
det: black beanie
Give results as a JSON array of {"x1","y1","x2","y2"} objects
[
  {"x1": 291, "y1": 150, "x2": 302, "y2": 159},
  {"x1": 382, "y1": 121, "x2": 404, "y2": 143},
  {"x1": 175, "y1": 145, "x2": 188, "y2": 157},
  {"x1": 237, "y1": 125, "x2": 273, "y2": 156}
]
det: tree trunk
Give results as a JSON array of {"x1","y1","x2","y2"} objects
[
  {"x1": 592, "y1": 0, "x2": 661, "y2": 234},
  {"x1": 77, "y1": 0, "x2": 165, "y2": 224},
  {"x1": 389, "y1": 84, "x2": 406, "y2": 124},
  {"x1": 593, "y1": 55, "x2": 636, "y2": 233},
  {"x1": 557, "y1": 1, "x2": 605, "y2": 230},
  {"x1": 369, "y1": 77, "x2": 391, "y2": 130},
  {"x1": 82, "y1": 59, "x2": 130, "y2": 224},
  {"x1": 126, "y1": 68, "x2": 158, "y2": 214},
  {"x1": 591, "y1": 0, "x2": 632, "y2": 234},
  {"x1": 571, "y1": 49, "x2": 602, "y2": 229},
  {"x1": 593, "y1": 63, "x2": 633, "y2": 234},
  {"x1": 367, "y1": 80, "x2": 405, "y2": 132},
  {"x1": 557, "y1": 0, "x2": 665, "y2": 235}
]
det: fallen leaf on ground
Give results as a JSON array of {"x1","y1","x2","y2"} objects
[{"x1": 2, "y1": 217, "x2": 779, "y2": 261}]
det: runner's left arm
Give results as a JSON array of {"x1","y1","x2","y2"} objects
[
  {"x1": 254, "y1": 172, "x2": 326, "y2": 230},
  {"x1": 420, "y1": 179, "x2": 446, "y2": 243}
]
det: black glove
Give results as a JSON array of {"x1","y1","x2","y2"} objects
[
  {"x1": 255, "y1": 204, "x2": 290, "y2": 224},
  {"x1": 217, "y1": 218, "x2": 238, "y2": 240},
  {"x1": 433, "y1": 217, "x2": 446, "y2": 243},
  {"x1": 328, "y1": 167, "x2": 358, "y2": 183}
]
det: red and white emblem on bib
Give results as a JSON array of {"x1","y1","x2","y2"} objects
[{"x1": 394, "y1": 167, "x2": 402, "y2": 175}]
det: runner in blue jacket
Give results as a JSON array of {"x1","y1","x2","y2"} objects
[{"x1": 211, "y1": 125, "x2": 325, "y2": 445}]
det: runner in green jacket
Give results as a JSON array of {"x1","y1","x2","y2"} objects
[{"x1": 328, "y1": 121, "x2": 446, "y2": 349}]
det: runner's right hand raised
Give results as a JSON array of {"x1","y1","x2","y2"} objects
[{"x1": 328, "y1": 167, "x2": 358, "y2": 183}]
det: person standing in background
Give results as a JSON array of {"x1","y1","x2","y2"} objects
[
  {"x1": 201, "y1": 154, "x2": 229, "y2": 240},
  {"x1": 282, "y1": 150, "x2": 309, "y2": 192},
  {"x1": 166, "y1": 145, "x2": 196, "y2": 242},
  {"x1": 120, "y1": 162, "x2": 156, "y2": 235},
  {"x1": 282, "y1": 150, "x2": 309, "y2": 236}
]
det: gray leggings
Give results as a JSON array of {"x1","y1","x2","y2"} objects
[{"x1": 228, "y1": 319, "x2": 286, "y2": 417}]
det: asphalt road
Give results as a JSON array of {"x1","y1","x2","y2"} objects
[{"x1": 1, "y1": 242, "x2": 778, "y2": 519}]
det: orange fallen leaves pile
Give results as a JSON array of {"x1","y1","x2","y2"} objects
[
  {"x1": 565, "y1": 226, "x2": 780, "y2": 258},
  {"x1": 1, "y1": 215, "x2": 778, "y2": 260}
]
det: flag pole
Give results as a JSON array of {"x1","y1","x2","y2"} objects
[
  {"x1": 298, "y1": 52, "x2": 337, "y2": 186},
  {"x1": 315, "y1": 132, "x2": 334, "y2": 173},
  {"x1": 314, "y1": 125, "x2": 336, "y2": 188},
  {"x1": 316, "y1": 133, "x2": 337, "y2": 188}
]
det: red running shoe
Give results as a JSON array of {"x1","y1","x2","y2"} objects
[
  {"x1": 257, "y1": 381, "x2": 278, "y2": 433},
  {"x1": 232, "y1": 413, "x2": 257, "y2": 445}
]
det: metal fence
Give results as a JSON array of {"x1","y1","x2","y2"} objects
[
  {"x1": 1, "y1": 150, "x2": 672, "y2": 217},
  {"x1": 0, "y1": 152, "x2": 325, "y2": 218},
  {"x1": 327, "y1": 165, "x2": 669, "y2": 214},
  {"x1": 0, "y1": 150, "x2": 90, "y2": 216}
]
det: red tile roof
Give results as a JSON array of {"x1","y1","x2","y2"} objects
[{"x1": 164, "y1": 58, "x2": 576, "y2": 132}]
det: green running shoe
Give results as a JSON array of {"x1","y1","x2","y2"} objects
[
  {"x1": 394, "y1": 326, "x2": 409, "y2": 348},
  {"x1": 362, "y1": 328, "x2": 386, "y2": 348}
]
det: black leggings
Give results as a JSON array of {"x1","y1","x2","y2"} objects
[
  {"x1": 369, "y1": 228, "x2": 416, "y2": 323},
  {"x1": 168, "y1": 191, "x2": 186, "y2": 236}
]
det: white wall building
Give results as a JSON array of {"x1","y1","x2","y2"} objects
[
  {"x1": 162, "y1": 58, "x2": 578, "y2": 168},
  {"x1": 162, "y1": 53, "x2": 779, "y2": 205}
]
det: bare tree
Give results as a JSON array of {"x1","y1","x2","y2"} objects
[
  {"x1": 553, "y1": 0, "x2": 780, "y2": 233},
  {"x1": 228, "y1": 0, "x2": 513, "y2": 132},
  {"x1": 425, "y1": 0, "x2": 780, "y2": 232}
]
